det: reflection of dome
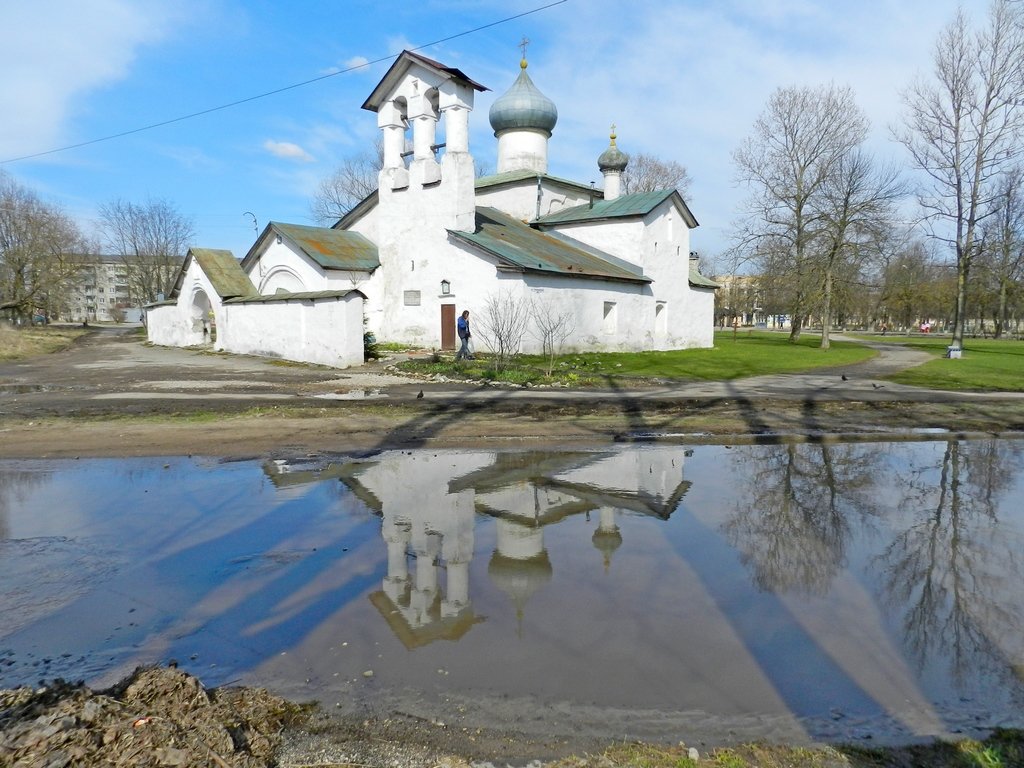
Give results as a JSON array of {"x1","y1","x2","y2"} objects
[
  {"x1": 489, "y1": 59, "x2": 558, "y2": 136},
  {"x1": 592, "y1": 527, "x2": 623, "y2": 571},
  {"x1": 488, "y1": 549, "x2": 552, "y2": 624},
  {"x1": 598, "y1": 128, "x2": 629, "y2": 173}
]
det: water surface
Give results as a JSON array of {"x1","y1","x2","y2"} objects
[{"x1": 1, "y1": 440, "x2": 1022, "y2": 746}]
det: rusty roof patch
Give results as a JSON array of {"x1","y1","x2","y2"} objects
[
  {"x1": 449, "y1": 208, "x2": 649, "y2": 284},
  {"x1": 271, "y1": 222, "x2": 380, "y2": 272}
]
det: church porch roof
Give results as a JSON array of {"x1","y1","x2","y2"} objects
[
  {"x1": 168, "y1": 248, "x2": 254, "y2": 301},
  {"x1": 243, "y1": 222, "x2": 380, "y2": 273}
]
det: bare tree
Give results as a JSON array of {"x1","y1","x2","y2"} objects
[
  {"x1": 473, "y1": 291, "x2": 531, "y2": 371},
  {"x1": 531, "y1": 298, "x2": 575, "y2": 375},
  {"x1": 978, "y1": 167, "x2": 1024, "y2": 337},
  {"x1": 621, "y1": 153, "x2": 691, "y2": 197},
  {"x1": 0, "y1": 171, "x2": 87, "y2": 322},
  {"x1": 817, "y1": 151, "x2": 905, "y2": 348},
  {"x1": 310, "y1": 138, "x2": 384, "y2": 225},
  {"x1": 733, "y1": 84, "x2": 869, "y2": 342},
  {"x1": 896, "y1": 0, "x2": 1024, "y2": 348},
  {"x1": 97, "y1": 198, "x2": 194, "y2": 305}
]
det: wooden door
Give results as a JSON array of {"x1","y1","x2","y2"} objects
[{"x1": 441, "y1": 304, "x2": 456, "y2": 350}]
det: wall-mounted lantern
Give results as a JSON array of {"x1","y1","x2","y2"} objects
[{"x1": 440, "y1": 279, "x2": 451, "y2": 295}]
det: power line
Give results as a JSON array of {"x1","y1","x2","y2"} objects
[{"x1": 1, "y1": 0, "x2": 568, "y2": 166}]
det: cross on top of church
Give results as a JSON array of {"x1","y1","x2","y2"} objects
[{"x1": 519, "y1": 36, "x2": 530, "y2": 69}]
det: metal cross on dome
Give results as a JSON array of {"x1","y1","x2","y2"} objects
[{"x1": 519, "y1": 37, "x2": 530, "y2": 59}]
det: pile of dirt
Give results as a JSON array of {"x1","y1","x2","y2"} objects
[{"x1": 0, "y1": 666, "x2": 302, "y2": 767}]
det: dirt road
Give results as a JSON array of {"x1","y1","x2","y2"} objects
[{"x1": 1, "y1": 327, "x2": 1023, "y2": 459}]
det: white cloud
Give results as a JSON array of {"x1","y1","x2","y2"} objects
[
  {"x1": 0, "y1": 0, "x2": 185, "y2": 160},
  {"x1": 343, "y1": 55, "x2": 371, "y2": 72},
  {"x1": 263, "y1": 140, "x2": 315, "y2": 162}
]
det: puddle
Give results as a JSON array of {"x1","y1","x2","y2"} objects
[{"x1": 0, "y1": 441, "x2": 1022, "y2": 746}]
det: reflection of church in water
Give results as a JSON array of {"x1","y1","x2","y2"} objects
[{"x1": 266, "y1": 446, "x2": 690, "y2": 648}]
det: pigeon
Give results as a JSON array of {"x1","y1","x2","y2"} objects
[
  {"x1": 841, "y1": 374, "x2": 849, "y2": 381},
  {"x1": 872, "y1": 383, "x2": 884, "y2": 389},
  {"x1": 417, "y1": 390, "x2": 424, "y2": 399}
]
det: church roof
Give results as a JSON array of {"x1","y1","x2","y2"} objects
[
  {"x1": 362, "y1": 50, "x2": 488, "y2": 112},
  {"x1": 224, "y1": 288, "x2": 366, "y2": 304},
  {"x1": 533, "y1": 189, "x2": 699, "y2": 228},
  {"x1": 475, "y1": 169, "x2": 599, "y2": 197},
  {"x1": 244, "y1": 222, "x2": 380, "y2": 272},
  {"x1": 449, "y1": 207, "x2": 650, "y2": 284},
  {"x1": 688, "y1": 265, "x2": 720, "y2": 289},
  {"x1": 172, "y1": 248, "x2": 254, "y2": 300}
]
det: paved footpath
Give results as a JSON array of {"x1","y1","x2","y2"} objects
[{"x1": 0, "y1": 328, "x2": 1020, "y2": 418}]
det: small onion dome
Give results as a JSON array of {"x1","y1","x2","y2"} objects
[
  {"x1": 488, "y1": 58, "x2": 558, "y2": 136},
  {"x1": 488, "y1": 549, "x2": 553, "y2": 618},
  {"x1": 598, "y1": 127, "x2": 629, "y2": 172}
]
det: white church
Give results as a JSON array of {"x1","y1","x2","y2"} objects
[{"x1": 147, "y1": 49, "x2": 717, "y2": 368}]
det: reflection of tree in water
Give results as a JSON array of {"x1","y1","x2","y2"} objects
[
  {"x1": 723, "y1": 442, "x2": 881, "y2": 595},
  {"x1": 876, "y1": 439, "x2": 1024, "y2": 689},
  {"x1": 0, "y1": 468, "x2": 48, "y2": 540}
]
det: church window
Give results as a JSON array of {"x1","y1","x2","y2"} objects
[
  {"x1": 656, "y1": 302, "x2": 667, "y2": 334},
  {"x1": 603, "y1": 301, "x2": 617, "y2": 334},
  {"x1": 404, "y1": 290, "x2": 421, "y2": 306}
]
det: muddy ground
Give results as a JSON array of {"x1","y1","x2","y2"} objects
[{"x1": 3, "y1": 328, "x2": 1024, "y2": 766}]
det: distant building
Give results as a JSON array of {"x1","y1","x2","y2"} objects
[{"x1": 62, "y1": 255, "x2": 132, "y2": 323}]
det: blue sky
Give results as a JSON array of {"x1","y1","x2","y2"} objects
[{"x1": 1, "y1": 0, "x2": 978, "y2": 262}]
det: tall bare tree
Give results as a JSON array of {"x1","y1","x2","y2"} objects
[
  {"x1": 733, "y1": 84, "x2": 869, "y2": 342},
  {"x1": 310, "y1": 138, "x2": 384, "y2": 225},
  {"x1": 0, "y1": 172, "x2": 87, "y2": 322},
  {"x1": 978, "y1": 167, "x2": 1024, "y2": 336},
  {"x1": 816, "y1": 151, "x2": 904, "y2": 348},
  {"x1": 620, "y1": 153, "x2": 692, "y2": 197},
  {"x1": 97, "y1": 198, "x2": 194, "y2": 305},
  {"x1": 896, "y1": 0, "x2": 1024, "y2": 348}
]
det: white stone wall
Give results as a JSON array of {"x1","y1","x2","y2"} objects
[
  {"x1": 476, "y1": 179, "x2": 593, "y2": 222},
  {"x1": 219, "y1": 293, "x2": 364, "y2": 368},
  {"x1": 245, "y1": 239, "x2": 372, "y2": 296},
  {"x1": 145, "y1": 257, "x2": 232, "y2": 348}
]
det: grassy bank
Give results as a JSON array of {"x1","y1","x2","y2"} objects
[
  {"x1": 0, "y1": 325, "x2": 86, "y2": 361},
  {"x1": 867, "y1": 335, "x2": 1024, "y2": 392},
  {"x1": 399, "y1": 331, "x2": 876, "y2": 386}
]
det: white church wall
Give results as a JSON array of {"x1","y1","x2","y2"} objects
[
  {"x1": 220, "y1": 293, "x2": 364, "y2": 368},
  {"x1": 520, "y1": 276, "x2": 652, "y2": 353},
  {"x1": 476, "y1": 180, "x2": 593, "y2": 222},
  {"x1": 145, "y1": 257, "x2": 231, "y2": 349}
]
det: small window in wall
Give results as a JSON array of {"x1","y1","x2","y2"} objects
[
  {"x1": 404, "y1": 290, "x2": 421, "y2": 306},
  {"x1": 655, "y1": 301, "x2": 667, "y2": 334},
  {"x1": 603, "y1": 301, "x2": 617, "y2": 334}
]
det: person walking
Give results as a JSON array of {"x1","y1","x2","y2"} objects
[{"x1": 456, "y1": 310, "x2": 473, "y2": 360}]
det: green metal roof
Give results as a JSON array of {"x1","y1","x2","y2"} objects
[
  {"x1": 688, "y1": 265, "x2": 720, "y2": 289},
  {"x1": 534, "y1": 189, "x2": 699, "y2": 228},
  {"x1": 475, "y1": 170, "x2": 599, "y2": 196},
  {"x1": 224, "y1": 289, "x2": 366, "y2": 304},
  {"x1": 189, "y1": 248, "x2": 255, "y2": 299},
  {"x1": 449, "y1": 207, "x2": 649, "y2": 284},
  {"x1": 269, "y1": 222, "x2": 380, "y2": 272}
]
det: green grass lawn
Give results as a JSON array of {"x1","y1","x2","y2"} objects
[
  {"x1": 398, "y1": 331, "x2": 875, "y2": 386},
  {"x1": 883, "y1": 335, "x2": 1024, "y2": 392}
]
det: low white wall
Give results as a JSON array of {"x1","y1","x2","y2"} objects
[{"x1": 220, "y1": 294, "x2": 364, "y2": 368}]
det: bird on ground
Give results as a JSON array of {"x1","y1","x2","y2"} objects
[
  {"x1": 872, "y1": 383, "x2": 884, "y2": 389},
  {"x1": 417, "y1": 390, "x2": 424, "y2": 399},
  {"x1": 841, "y1": 374, "x2": 849, "y2": 381}
]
